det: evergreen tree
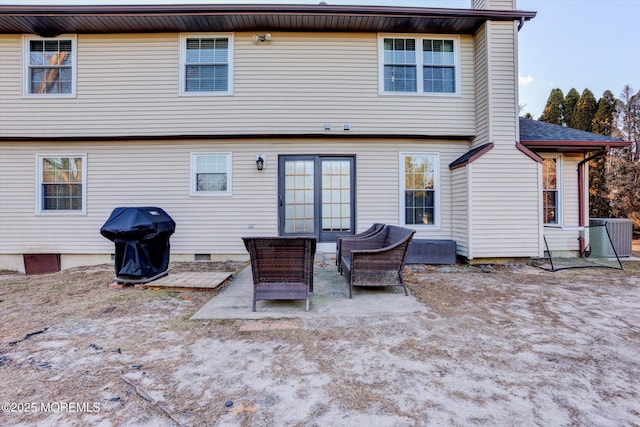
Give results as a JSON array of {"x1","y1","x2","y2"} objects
[
  {"x1": 589, "y1": 156, "x2": 611, "y2": 218},
  {"x1": 572, "y1": 89, "x2": 597, "y2": 131},
  {"x1": 563, "y1": 88, "x2": 580, "y2": 128},
  {"x1": 589, "y1": 90, "x2": 618, "y2": 218},
  {"x1": 538, "y1": 88, "x2": 564, "y2": 125},
  {"x1": 591, "y1": 90, "x2": 617, "y2": 136},
  {"x1": 523, "y1": 112, "x2": 533, "y2": 119}
]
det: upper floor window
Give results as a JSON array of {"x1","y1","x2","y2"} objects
[
  {"x1": 37, "y1": 154, "x2": 87, "y2": 214},
  {"x1": 24, "y1": 35, "x2": 77, "y2": 97},
  {"x1": 190, "y1": 153, "x2": 232, "y2": 196},
  {"x1": 380, "y1": 35, "x2": 458, "y2": 95},
  {"x1": 401, "y1": 153, "x2": 439, "y2": 226},
  {"x1": 423, "y1": 39, "x2": 456, "y2": 93},
  {"x1": 382, "y1": 38, "x2": 417, "y2": 92},
  {"x1": 542, "y1": 157, "x2": 561, "y2": 225},
  {"x1": 180, "y1": 34, "x2": 233, "y2": 95}
]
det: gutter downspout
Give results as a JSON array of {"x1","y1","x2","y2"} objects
[{"x1": 577, "y1": 146, "x2": 609, "y2": 256}]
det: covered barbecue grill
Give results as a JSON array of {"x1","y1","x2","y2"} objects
[{"x1": 100, "y1": 207, "x2": 176, "y2": 283}]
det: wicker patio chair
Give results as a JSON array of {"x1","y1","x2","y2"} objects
[
  {"x1": 242, "y1": 236, "x2": 317, "y2": 312},
  {"x1": 340, "y1": 225, "x2": 415, "y2": 298},
  {"x1": 336, "y1": 223, "x2": 385, "y2": 272}
]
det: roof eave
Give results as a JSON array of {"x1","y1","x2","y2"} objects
[
  {"x1": 0, "y1": 4, "x2": 536, "y2": 35},
  {"x1": 0, "y1": 4, "x2": 537, "y2": 18},
  {"x1": 520, "y1": 140, "x2": 631, "y2": 153}
]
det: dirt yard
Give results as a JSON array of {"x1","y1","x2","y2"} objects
[{"x1": 1, "y1": 245, "x2": 639, "y2": 426}]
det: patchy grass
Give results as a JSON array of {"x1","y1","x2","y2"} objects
[{"x1": 0, "y1": 259, "x2": 639, "y2": 426}]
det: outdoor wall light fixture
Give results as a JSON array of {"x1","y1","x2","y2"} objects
[
  {"x1": 256, "y1": 155, "x2": 265, "y2": 171},
  {"x1": 252, "y1": 33, "x2": 272, "y2": 43}
]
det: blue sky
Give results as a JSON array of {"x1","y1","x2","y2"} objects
[
  {"x1": 5, "y1": 0, "x2": 639, "y2": 118},
  {"x1": 518, "y1": 0, "x2": 640, "y2": 118}
]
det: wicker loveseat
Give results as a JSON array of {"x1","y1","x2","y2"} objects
[
  {"x1": 242, "y1": 236, "x2": 316, "y2": 311},
  {"x1": 340, "y1": 225, "x2": 415, "y2": 298},
  {"x1": 336, "y1": 223, "x2": 385, "y2": 272}
]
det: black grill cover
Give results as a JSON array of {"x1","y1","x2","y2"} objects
[{"x1": 100, "y1": 207, "x2": 176, "y2": 280}]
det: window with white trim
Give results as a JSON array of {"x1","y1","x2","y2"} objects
[
  {"x1": 180, "y1": 34, "x2": 233, "y2": 95},
  {"x1": 542, "y1": 157, "x2": 561, "y2": 225},
  {"x1": 382, "y1": 38, "x2": 417, "y2": 92},
  {"x1": 422, "y1": 39, "x2": 456, "y2": 93},
  {"x1": 401, "y1": 153, "x2": 439, "y2": 225},
  {"x1": 190, "y1": 153, "x2": 232, "y2": 196},
  {"x1": 24, "y1": 35, "x2": 77, "y2": 96},
  {"x1": 380, "y1": 35, "x2": 458, "y2": 95},
  {"x1": 37, "y1": 154, "x2": 87, "y2": 213}
]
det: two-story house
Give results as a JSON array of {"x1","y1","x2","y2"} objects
[{"x1": 0, "y1": 1, "x2": 628, "y2": 273}]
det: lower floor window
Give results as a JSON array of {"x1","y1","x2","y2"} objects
[
  {"x1": 402, "y1": 153, "x2": 438, "y2": 225},
  {"x1": 406, "y1": 188, "x2": 435, "y2": 225},
  {"x1": 190, "y1": 152, "x2": 231, "y2": 195},
  {"x1": 37, "y1": 154, "x2": 86, "y2": 213},
  {"x1": 542, "y1": 157, "x2": 559, "y2": 224}
]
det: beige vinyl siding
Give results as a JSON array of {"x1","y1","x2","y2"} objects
[
  {"x1": 465, "y1": 19, "x2": 540, "y2": 259},
  {"x1": 563, "y1": 154, "x2": 581, "y2": 226},
  {"x1": 474, "y1": 24, "x2": 490, "y2": 148},
  {"x1": 543, "y1": 229, "x2": 580, "y2": 254},
  {"x1": 451, "y1": 166, "x2": 469, "y2": 257},
  {"x1": 467, "y1": 146, "x2": 541, "y2": 259},
  {"x1": 0, "y1": 35, "x2": 22, "y2": 123},
  {"x1": 0, "y1": 139, "x2": 468, "y2": 260},
  {"x1": 473, "y1": 21, "x2": 519, "y2": 149},
  {"x1": 0, "y1": 32, "x2": 476, "y2": 138},
  {"x1": 486, "y1": 21, "x2": 519, "y2": 146}
]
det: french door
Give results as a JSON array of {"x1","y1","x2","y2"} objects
[{"x1": 278, "y1": 155, "x2": 355, "y2": 242}]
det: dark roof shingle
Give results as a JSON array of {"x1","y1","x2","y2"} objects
[{"x1": 519, "y1": 117, "x2": 628, "y2": 152}]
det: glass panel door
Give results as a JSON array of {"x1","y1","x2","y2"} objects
[
  {"x1": 282, "y1": 158, "x2": 315, "y2": 234},
  {"x1": 279, "y1": 155, "x2": 355, "y2": 242},
  {"x1": 320, "y1": 159, "x2": 353, "y2": 242}
]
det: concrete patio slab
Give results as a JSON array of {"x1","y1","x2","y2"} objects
[{"x1": 191, "y1": 262, "x2": 428, "y2": 319}]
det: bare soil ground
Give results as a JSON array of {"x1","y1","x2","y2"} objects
[{"x1": 1, "y1": 244, "x2": 639, "y2": 426}]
